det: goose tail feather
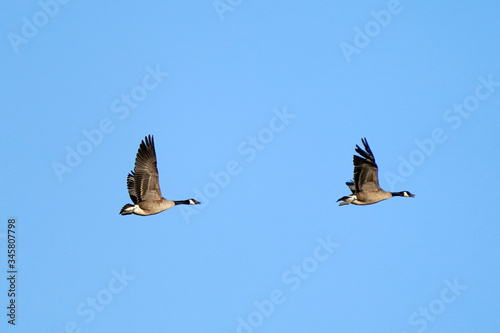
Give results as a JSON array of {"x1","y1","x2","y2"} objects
[{"x1": 120, "y1": 204, "x2": 135, "y2": 215}]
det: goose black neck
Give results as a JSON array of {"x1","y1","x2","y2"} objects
[
  {"x1": 173, "y1": 200, "x2": 191, "y2": 205},
  {"x1": 390, "y1": 191, "x2": 405, "y2": 197}
]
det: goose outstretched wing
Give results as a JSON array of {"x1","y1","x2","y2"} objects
[
  {"x1": 133, "y1": 135, "x2": 163, "y2": 202},
  {"x1": 353, "y1": 138, "x2": 381, "y2": 192}
]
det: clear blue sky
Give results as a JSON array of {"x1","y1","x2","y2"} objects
[{"x1": 2, "y1": 1, "x2": 500, "y2": 332}]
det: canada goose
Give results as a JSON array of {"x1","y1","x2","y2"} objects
[
  {"x1": 337, "y1": 138, "x2": 415, "y2": 206},
  {"x1": 120, "y1": 135, "x2": 200, "y2": 216}
]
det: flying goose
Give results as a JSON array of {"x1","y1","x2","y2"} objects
[
  {"x1": 337, "y1": 138, "x2": 415, "y2": 206},
  {"x1": 120, "y1": 135, "x2": 200, "y2": 216}
]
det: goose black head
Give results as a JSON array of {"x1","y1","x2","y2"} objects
[{"x1": 189, "y1": 199, "x2": 201, "y2": 205}]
